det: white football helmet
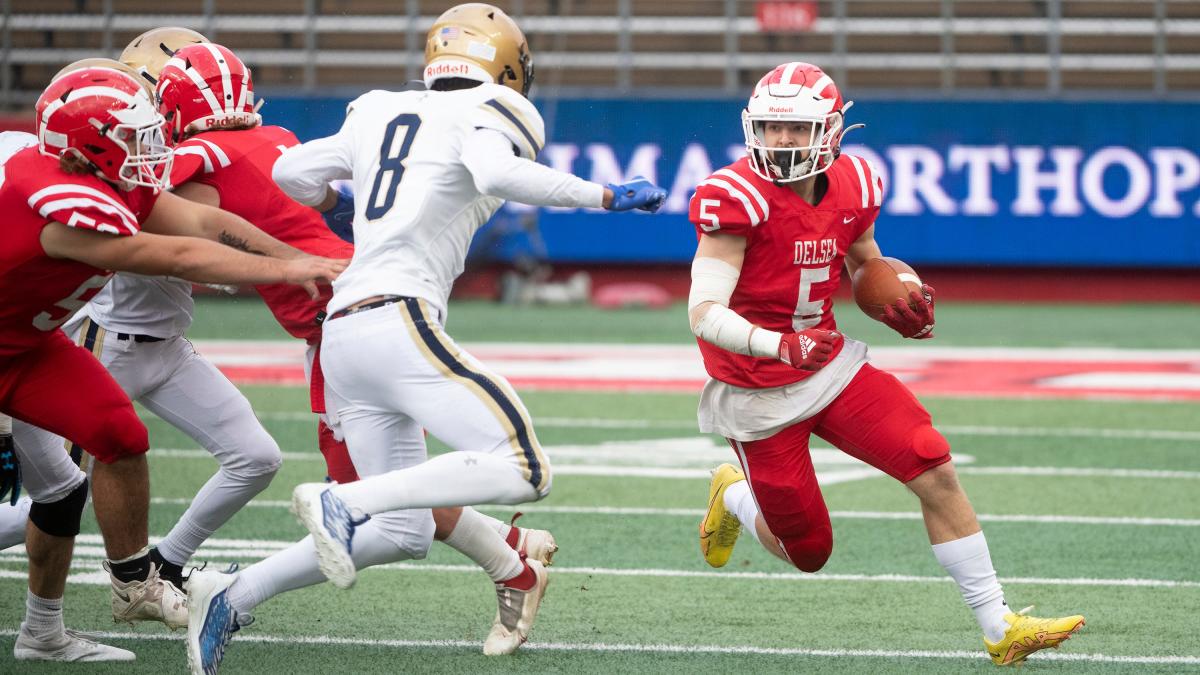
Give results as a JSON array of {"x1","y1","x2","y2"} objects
[{"x1": 742, "y1": 62, "x2": 863, "y2": 183}]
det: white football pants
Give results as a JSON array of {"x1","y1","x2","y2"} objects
[
  {"x1": 17, "y1": 318, "x2": 282, "y2": 565},
  {"x1": 322, "y1": 298, "x2": 551, "y2": 519},
  {"x1": 0, "y1": 420, "x2": 90, "y2": 549}
]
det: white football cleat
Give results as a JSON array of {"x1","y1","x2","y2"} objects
[
  {"x1": 13, "y1": 625, "x2": 135, "y2": 662},
  {"x1": 186, "y1": 569, "x2": 248, "y2": 675},
  {"x1": 291, "y1": 482, "x2": 360, "y2": 589},
  {"x1": 105, "y1": 561, "x2": 188, "y2": 629},
  {"x1": 483, "y1": 558, "x2": 549, "y2": 656},
  {"x1": 514, "y1": 527, "x2": 558, "y2": 566}
]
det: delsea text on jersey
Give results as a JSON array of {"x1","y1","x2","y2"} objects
[{"x1": 794, "y1": 238, "x2": 839, "y2": 266}]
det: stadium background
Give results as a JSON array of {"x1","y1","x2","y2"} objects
[{"x1": 1, "y1": 2, "x2": 1199, "y2": 673}]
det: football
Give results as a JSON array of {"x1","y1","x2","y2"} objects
[{"x1": 852, "y1": 257, "x2": 924, "y2": 321}]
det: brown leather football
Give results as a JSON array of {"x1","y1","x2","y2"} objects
[{"x1": 852, "y1": 257, "x2": 923, "y2": 321}]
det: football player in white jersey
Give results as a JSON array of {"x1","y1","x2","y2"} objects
[{"x1": 183, "y1": 4, "x2": 667, "y2": 673}]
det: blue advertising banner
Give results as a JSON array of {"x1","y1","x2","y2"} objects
[{"x1": 265, "y1": 95, "x2": 1200, "y2": 267}]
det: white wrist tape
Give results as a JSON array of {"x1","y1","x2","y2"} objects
[
  {"x1": 0, "y1": 414, "x2": 11, "y2": 436},
  {"x1": 689, "y1": 257, "x2": 781, "y2": 358}
]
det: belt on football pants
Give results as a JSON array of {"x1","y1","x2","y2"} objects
[
  {"x1": 115, "y1": 333, "x2": 165, "y2": 343},
  {"x1": 327, "y1": 296, "x2": 404, "y2": 322}
]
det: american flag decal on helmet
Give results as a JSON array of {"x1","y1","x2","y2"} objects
[{"x1": 440, "y1": 27, "x2": 461, "y2": 39}]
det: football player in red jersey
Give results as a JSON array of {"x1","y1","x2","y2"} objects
[
  {"x1": 151, "y1": 36, "x2": 559, "y2": 621},
  {"x1": 689, "y1": 62, "x2": 1083, "y2": 666},
  {"x1": 0, "y1": 67, "x2": 345, "y2": 661}
]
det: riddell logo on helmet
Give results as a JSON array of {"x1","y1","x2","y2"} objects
[
  {"x1": 205, "y1": 117, "x2": 245, "y2": 129},
  {"x1": 768, "y1": 106, "x2": 794, "y2": 113},
  {"x1": 425, "y1": 63, "x2": 470, "y2": 77}
]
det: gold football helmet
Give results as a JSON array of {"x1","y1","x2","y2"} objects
[
  {"x1": 424, "y1": 3, "x2": 534, "y2": 96},
  {"x1": 51, "y1": 57, "x2": 153, "y2": 98},
  {"x1": 120, "y1": 26, "x2": 209, "y2": 87}
]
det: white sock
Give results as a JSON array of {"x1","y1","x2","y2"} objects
[
  {"x1": 442, "y1": 507, "x2": 523, "y2": 581},
  {"x1": 723, "y1": 480, "x2": 762, "y2": 544},
  {"x1": 24, "y1": 590, "x2": 64, "y2": 640},
  {"x1": 467, "y1": 508, "x2": 512, "y2": 541},
  {"x1": 227, "y1": 519, "x2": 416, "y2": 614},
  {"x1": 332, "y1": 452, "x2": 538, "y2": 513},
  {"x1": 932, "y1": 531, "x2": 1010, "y2": 642}
]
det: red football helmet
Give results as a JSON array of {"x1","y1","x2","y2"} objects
[
  {"x1": 37, "y1": 67, "x2": 173, "y2": 191},
  {"x1": 742, "y1": 62, "x2": 864, "y2": 183},
  {"x1": 156, "y1": 43, "x2": 260, "y2": 142}
]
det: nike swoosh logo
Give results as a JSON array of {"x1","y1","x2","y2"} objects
[{"x1": 843, "y1": 216, "x2": 856, "y2": 224}]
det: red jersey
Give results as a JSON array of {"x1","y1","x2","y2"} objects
[
  {"x1": 170, "y1": 126, "x2": 354, "y2": 342},
  {"x1": 0, "y1": 148, "x2": 158, "y2": 357},
  {"x1": 688, "y1": 154, "x2": 883, "y2": 389}
]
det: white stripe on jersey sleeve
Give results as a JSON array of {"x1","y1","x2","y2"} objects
[
  {"x1": 847, "y1": 155, "x2": 869, "y2": 209},
  {"x1": 698, "y1": 178, "x2": 762, "y2": 227},
  {"x1": 37, "y1": 198, "x2": 138, "y2": 234},
  {"x1": 27, "y1": 184, "x2": 139, "y2": 233},
  {"x1": 713, "y1": 169, "x2": 769, "y2": 222},
  {"x1": 175, "y1": 146, "x2": 214, "y2": 173},
  {"x1": 867, "y1": 160, "x2": 884, "y2": 207},
  {"x1": 194, "y1": 138, "x2": 232, "y2": 169}
]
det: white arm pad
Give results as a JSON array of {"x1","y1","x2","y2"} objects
[
  {"x1": 0, "y1": 414, "x2": 10, "y2": 436},
  {"x1": 689, "y1": 257, "x2": 781, "y2": 358},
  {"x1": 461, "y1": 128, "x2": 605, "y2": 209}
]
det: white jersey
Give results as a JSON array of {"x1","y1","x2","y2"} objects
[
  {"x1": 0, "y1": 131, "x2": 37, "y2": 165},
  {"x1": 82, "y1": 273, "x2": 193, "y2": 338},
  {"x1": 279, "y1": 83, "x2": 549, "y2": 319}
]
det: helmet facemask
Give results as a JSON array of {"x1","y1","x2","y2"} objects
[
  {"x1": 96, "y1": 97, "x2": 173, "y2": 191},
  {"x1": 743, "y1": 109, "x2": 849, "y2": 183}
]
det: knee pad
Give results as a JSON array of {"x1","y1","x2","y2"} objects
[
  {"x1": 778, "y1": 524, "x2": 834, "y2": 573},
  {"x1": 912, "y1": 425, "x2": 951, "y2": 460},
  {"x1": 29, "y1": 478, "x2": 89, "y2": 537},
  {"x1": 86, "y1": 409, "x2": 149, "y2": 464}
]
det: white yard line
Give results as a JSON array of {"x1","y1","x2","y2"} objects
[
  {"x1": 251, "y1": 411, "x2": 1200, "y2": 443},
  {"x1": 0, "y1": 628, "x2": 1194, "y2": 664},
  {"x1": 141, "y1": 498, "x2": 1200, "y2": 527},
  {"x1": 3, "y1": 540, "x2": 1196, "y2": 590}
]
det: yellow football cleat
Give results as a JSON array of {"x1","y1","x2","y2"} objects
[
  {"x1": 984, "y1": 605, "x2": 1085, "y2": 666},
  {"x1": 700, "y1": 463, "x2": 746, "y2": 568}
]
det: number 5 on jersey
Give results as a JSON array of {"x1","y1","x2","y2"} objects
[{"x1": 365, "y1": 113, "x2": 422, "y2": 220}]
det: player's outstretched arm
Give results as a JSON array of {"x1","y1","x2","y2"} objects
[
  {"x1": 146, "y1": 190, "x2": 314, "y2": 261},
  {"x1": 462, "y1": 129, "x2": 666, "y2": 212},
  {"x1": 40, "y1": 223, "x2": 345, "y2": 298},
  {"x1": 690, "y1": 233, "x2": 841, "y2": 371}
]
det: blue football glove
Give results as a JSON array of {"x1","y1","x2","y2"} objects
[
  {"x1": 322, "y1": 186, "x2": 356, "y2": 243},
  {"x1": 0, "y1": 434, "x2": 20, "y2": 506},
  {"x1": 606, "y1": 176, "x2": 668, "y2": 213}
]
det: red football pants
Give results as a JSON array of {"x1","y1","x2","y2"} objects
[
  {"x1": 0, "y1": 330, "x2": 148, "y2": 464},
  {"x1": 318, "y1": 420, "x2": 359, "y2": 483},
  {"x1": 729, "y1": 364, "x2": 950, "y2": 572}
]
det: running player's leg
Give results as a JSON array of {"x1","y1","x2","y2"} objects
[
  {"x1": 138, "y1": 338, "x2": 282, "y2": 583},
  {"x1": 221, "y1": 412, "x2": 433, "y2": 616},
  {"x1": 726, "y1": 420, "x2": 835, "y2": 572},
  {"x1": 322, "y1": 299, "x2": 550, "y2": 516},
  {"x1": 0, "y1": 496, "x2": 31, "y2": 550},
  {"x1": 814, "y1": 364, "x2": 1083, "y2": 661}
]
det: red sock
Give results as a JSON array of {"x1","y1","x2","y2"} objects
[{"x1": 500, "y1": 560, "x2": 537, "y2": 591}]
